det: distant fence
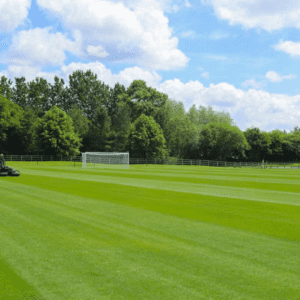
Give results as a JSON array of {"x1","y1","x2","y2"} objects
[
  {"x1": 129, "y1": 158, "x2": 300, "y2": 169},
  {"x1": 3, "y1": 155, "x2": 300, "y2": 169},
  {"x1": 4, "y1": 155, "x2": 81, "y2": 162}
]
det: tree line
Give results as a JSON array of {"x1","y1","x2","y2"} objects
[{"x1": 1, "y1": 70, "x2": 300, "y2": 162}]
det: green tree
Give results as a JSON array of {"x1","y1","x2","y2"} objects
[
  {"x1": 108, "y1": 82, "x2": 127, "y2": 128},
  {"x1": 16, "y1": 107, "x2": 40, "y2": 155},
  {"x1": 281, "y1": 132, "x2": 300, "y2": 161},
  {"x1": 66, "y1": 69, "x2": 111, "y2": 121},
  {"x1": 155, "y1": 99, "x2": 200, "y2": 159},
  {"x1": 265, "y1": 130, "x2": 285, "y2": 161},
  {"x1": 83, "y1": 106, "x2": 111, "y2": 152},
  {"x1": 164, "y1": 113, "x2": 199, "y2": 159},
  {"x1": 34, "y1": 106, "x2": 82, "y2": 156},
  {"x1": 125, "y1": 114, "x2": 168, "y2": 159},
  {"x1": 11, "y1": 76, "x2": 29, "y2": 108},
  {"x1": 0, "y1": 75, "x2": 14, "y2": 100},
  {"x1": 158, "y1": 99, "x2": 185, "y2": 156},
  {"x1": 244, "y1": 127, "x2": 272, "y2": 162},
  {"x1": 0, "y1": 95, "x2": 23, "y2": 154},
  {"x1": 113, "y1": 101, "x2": 132, "y2": 152},
  {"x1": 153, "y1": 98, "x2": 184, "y2": 135},
  {"x1": 66, "y1": 104, "x2": 90, "y2": 138},
  {"x1": 26, "y1": 77, "x2": 52, "y2": 117},
  {"x1": 49, "y1": 76, "x2": 70, "y2": 112},
  {"x1": 118, "y1": 80, "x2": 168, "y2": 123},
  {"x1": 198, "y1": 123, "x2": 249, "y2": 161},
  {"x1": 196, "y1": 105, "x2": 235, "y2": 126}
]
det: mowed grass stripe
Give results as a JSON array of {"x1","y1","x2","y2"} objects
[
  {"x1": 2, "y1": 172, "x2": 300, "y2": 242},
  {"x1": 17, "y1": 162, "x2": 300, "y2": 194},
  {"x1": 0, "y1": 257, "x2": 45, "y2": 300},
  {"x1": 0, "y1": 181, "x2": 299, "y2": 299},
  {"x1": 10, "y1": 167, "x2": 300, "y2": 207},
  {"x1": 17, "y1": 161, "x2": 300, "y2": 179},
  {"x1": 17, "y1": 160, "x2": 300, "y2": 179}
]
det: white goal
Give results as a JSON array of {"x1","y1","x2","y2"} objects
[{"x1": 82, "y1": 152, "x2": 129, "y2": 169}]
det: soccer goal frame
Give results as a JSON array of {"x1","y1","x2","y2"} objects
[{"x1": 82, "y1": 152, "x2": 129, "y2": 169}]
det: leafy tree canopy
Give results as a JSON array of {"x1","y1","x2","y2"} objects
[
  {"x1": 0, "y1": 94, "x2": 23, "y2": 153},
  {"x1": 198, "y1": 123, "x2": 249, "y2": 161},
  {"x1": 265, "y1": 130, "x2": 286, "y2": 161},
  {"x1": 66, "y1": 69, "x2": 111, "y2": 120},
  {"x1": 26, "y1": 77, "x2": 52, "y2": 117},
  {"x1": 125, "y1": 114, "x2": 168, "y2": 159},
  {"x1": 189, "y1": 105, "x2": 235, "y2": 127},
  {"x1": 66, "y1": 104, "x2": 90, "y2": 138},
  {"x1": 118, "y1": 80, "x2": 169, "y2": 122},
  {"x1": 0, "y1": 75, "x2": 14, "y2": 100},
  {"x1": 35, "y1": 106, "x2": 82, "y2": 156},
  {"x1": 244, "y1": 127, "x2": 272, "y2": 162}
]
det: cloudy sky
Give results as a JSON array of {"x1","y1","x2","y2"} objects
[{"x1": 1, "y1": 0, "x2": 300, "y2": 132}]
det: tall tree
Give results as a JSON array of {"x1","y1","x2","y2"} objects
[
  {"x1": 18, "y1": 107, "x2": 40, "y2": 154},
  {"x1": 49, "y1": 76, "x2": 70, "y2": 112},
  {"x1": 244, "y1": 127, "x2": 272, "y2": 162},
  {"x1": 265, "y1": 130, "x2": 286, "y2": 161},
  {"x1": 124, "y1": 114, "x2": 168, "y2": 159},
  {"x1": 11, "y1": 76, "x2": 29, "y2": 108},
  {"x1": 281, "y1": 132, "x2": 300, "y2": 162},
  {"x1": 156, "y1": 99, "x2": 198, "y2": 158},
  {"x1": 108, "y1": 82, "x2": 127, "y2": 128},
  {"x1": 0, "y1": 76, "x2": 14, "y2": 100},
  {"x1": 66, "y1": 104, "x2": 90, "y2": 138},
  {"x1": 83, "y1": 106, "x2": 111, "y2": 152},
  {"x1": 26, "y1": 77, "x2": 52, "y2": 117},
  {"x1": 34, "y1": 106, "x2": 82, "y2": 156},
  {"x1": 118, "y1": 80, "x2": 168, "y2": 123},
  {"x1": 66, "y1": 69, "x2": 111, "y2": 121},
  {"x1": 197, "y1": 105, "x2": 235, "y2": 126},
  {"x1": 0, "y1": 95, "x2": 23, "y2": 154},
  {"x1": 198, "y1": 123, "x2": 249, "y2": 161},
  {"x1": 112, "y1": 101, "x2": 132, "y2": 152},
  {"x1": 154, "y1": 98, "x2": 185, "y2": 135},
  {"x1": 164, "y1": 114, "x2": 199, "y2": 159}
]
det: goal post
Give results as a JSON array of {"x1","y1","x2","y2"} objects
[{"x1": 82, "y1": 152, "x2": 129, "y2": 169}]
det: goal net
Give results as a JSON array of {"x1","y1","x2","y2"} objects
[{"x1": 82, "y1": 152, "x2": 129, "y2": 169}]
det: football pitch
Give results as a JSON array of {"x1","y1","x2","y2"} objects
[{"x1": 0, "y1": 162, "x2": 300, "y2": 299}]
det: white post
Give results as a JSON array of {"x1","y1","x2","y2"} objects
[{"x1": 82, "y1": 153, "x2": 86, "y2": 169}]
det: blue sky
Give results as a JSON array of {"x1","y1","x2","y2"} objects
[{"x1": 1, "y1": 0, "x2": 300, "y2": 132}]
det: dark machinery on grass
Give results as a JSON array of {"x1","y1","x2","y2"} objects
[{"x1": 0, "y1": 154, "x2": 20, "y2": 177}]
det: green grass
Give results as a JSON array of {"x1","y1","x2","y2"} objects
[{"x1": 0, "y1": 162, "x2": 300, "y2": 299}]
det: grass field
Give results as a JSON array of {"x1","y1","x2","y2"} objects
[{"x1": 0, "y1": 162, "x2": 300, "y2": 299}]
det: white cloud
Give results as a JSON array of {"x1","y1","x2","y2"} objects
[
  {"x1": 274, "y1": 40, "x2": 300, "y2": 56},
  {"x1": 266, "y1": 71, "x2": 296, "y2": 82},
  {"x1": 35, "y1": 0, "x2": 189, "y2": 70},
  {"x1": 1, "y1": 27, "x2": 81, "y2": 66},
  {"x1": 0, "y1": 0, "x2": 31, "y2": 31},
  {"x1": 161, "y1": 0, "x2": 192, "y2": 13},
  {"x1": 241, "y1": 79, "x2": 264, "y2": 89},
  {"x1": 209, "y1": 0, "x2": 300, "y2": 31},
  {"x1": 61, "y1": 62, "x2": 162, "y2": 88},
  {"x1": 0, "y1": 65, "x2": 62, "y2": 84},
  {"x1": 86, "y1": 45, "x2": 109, "y2": 58},
  {"x1": 1, "y1": 61, "x2": 162, "y2": 89}
]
